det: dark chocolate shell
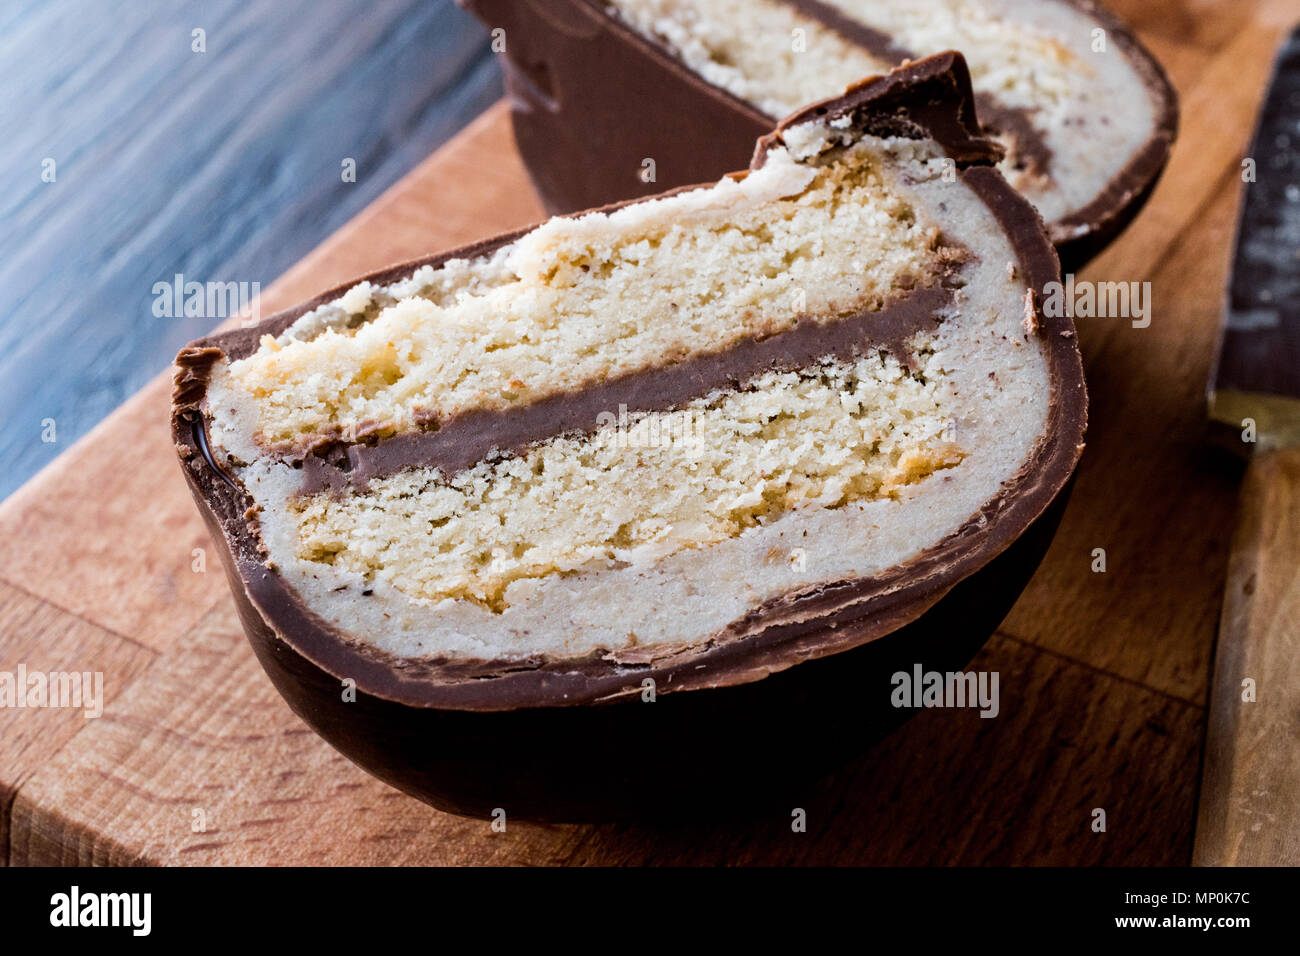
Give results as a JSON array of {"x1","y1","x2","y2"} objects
[{"x1": 172, "y1": 54, "x2": 1086, "y2": 820}]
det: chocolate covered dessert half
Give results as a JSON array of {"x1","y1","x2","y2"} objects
[
  {"x1": 174, "y1": 55, "x2": 1085, "y2": 718},
  {"x1": 463, "y1": 0, "x2": 1177, "y2": 267}
]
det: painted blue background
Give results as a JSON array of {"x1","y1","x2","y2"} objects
[{"x1": 0, "y1": 0, "x2": 500, "y2": 501}]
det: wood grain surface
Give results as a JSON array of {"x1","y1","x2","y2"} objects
[
  {"x1": 1, "y1": 0, "x2": 1295, "y2": 866},
  {"x1": 1195, "y1": 447, "x2": 1300, "y2": 865},
  {"x1": 0, "y1": 0, "x2": 498, "y2": 502}
]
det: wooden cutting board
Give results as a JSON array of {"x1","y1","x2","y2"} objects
[{"x1": 1, "y1": 0, "x2": 1292, "y2": 866}]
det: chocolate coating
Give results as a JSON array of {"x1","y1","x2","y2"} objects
[
  {"x1": 172, "y1": 54, "x2": 1086, "y2": 819},
  {"x1": 461, "y1": 0, "x2": 1178, "y2": 271}
]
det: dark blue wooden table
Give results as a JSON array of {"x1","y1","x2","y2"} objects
[{"x1": 0, "y1": 0, "x2": 500, "y2": 502}]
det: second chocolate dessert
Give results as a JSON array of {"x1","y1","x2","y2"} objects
[{"x1": 464, "y1": 0, "x2": 1178, "y2": 269}]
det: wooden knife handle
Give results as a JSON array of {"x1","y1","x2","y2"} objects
[{"x1": 1194, "y1": 445, "x2": 1300, "y2": 865}]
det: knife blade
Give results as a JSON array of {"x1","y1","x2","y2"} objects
[
  {"x1": 1195, "y1": 23, "x2": 1300, "y2": 867},
  {"x1": 1207, "y1": 23, "x2": 1300, "y2": 454}
]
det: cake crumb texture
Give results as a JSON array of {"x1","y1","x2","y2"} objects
[
  {"x1": 226, "y1": 146, "x2": 954, "y2": 449},
  {"x1": 293, "y1": 351, "x2": 963, "y2": 611}
]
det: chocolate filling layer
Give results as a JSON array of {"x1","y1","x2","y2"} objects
[
  {"x1": 781, "y1": 0, "x2": 914, "y2": 63},
  {"x1": 973, "y1": 94, "x2": 1052, "y2": 179},
  {"x1": 773, "y1": 0, "x2": 1054, "y2": 177},
  {"x1": 298, "y1": 276, "x2": 963, "y2": 495}
]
